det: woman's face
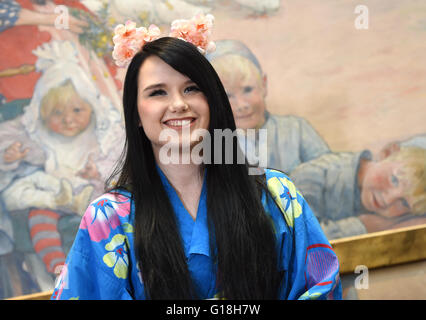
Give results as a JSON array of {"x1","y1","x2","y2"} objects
[{"x1": 137, "y1": 55, "x2": 210, "y2": 157}]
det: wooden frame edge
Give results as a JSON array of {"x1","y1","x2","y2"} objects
[
  {"x1": 6, "y1": 291, "x2": 53, "y2": 300},
  {"x1": 330, "y1": 224, "x2": 426, "y2": 274}
]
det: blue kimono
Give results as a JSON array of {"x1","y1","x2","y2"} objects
[{"x1": 51, "y1": 168, "x2": 342, "y2": 300}]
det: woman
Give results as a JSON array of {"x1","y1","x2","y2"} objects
[{"x1": 51, "y1": 34, "x2": 341, "y2": 300}]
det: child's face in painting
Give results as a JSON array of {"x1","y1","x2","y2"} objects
[
  {"x1": 360, "y1": 160, "x2": 413, "y2": 218},
  {"x1": 218, "y1": 64, "x2": 267, "y2": 130},
  {"x1": 45, "y1": 94, "x2": 93, "y2": 137}
]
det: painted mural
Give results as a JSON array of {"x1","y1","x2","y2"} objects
[{"x1": 0, "y1": 0, "x2": 424, "y2": 299}]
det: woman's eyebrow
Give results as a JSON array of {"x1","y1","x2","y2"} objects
[
  {"x1": 142, "y1": 80, "x2": 195, "y2": 92},
  {"x1": 142, "y1": 83, "x2": 165, "y2": 92}
]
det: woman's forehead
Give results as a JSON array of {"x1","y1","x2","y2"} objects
[{"x1": 138, "y1": 55, "x2": 191, "y2": 87}]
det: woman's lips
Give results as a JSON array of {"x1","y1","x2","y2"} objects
[{"x1": 163, "y1": 117, "x2": 196, "y2": 130}]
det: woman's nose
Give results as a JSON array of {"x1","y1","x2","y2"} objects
[{"x1": 169, "y1": 94, "x2": 189, "y2": 112}]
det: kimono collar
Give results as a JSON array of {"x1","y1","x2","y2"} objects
[{"x1": 156, "y1": 165, "x2": 211, "y2": 258}]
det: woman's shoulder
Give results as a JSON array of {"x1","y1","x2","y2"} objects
[
  {"x1": 263, "y1": 168, "x2": 301, "y2": 201},
  {"x1": 264, "y1": 168, "x2": 293, "y2": 186},
  {"x1": 78, "y1": 188, "x2": 134, "y2": 243},
  {"x1": 263, "y1": 168, "x2": 305, "y2": 229},
  {"x1": 88, "y1": 188, "x2": 133, "y2": 213}
]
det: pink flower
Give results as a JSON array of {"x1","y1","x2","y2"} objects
[
  {"x1": 112, "y1": 42, "x2": 139, "y2": 67},
  {"x1": 145, "y1": 24, "x2": 161, "y2": 42},
  {"x1": 113, "y1": 20, "x2": 139, "y2": 45},
  {"x1": 169, "y1": 14, "x2": 216, "y2": 54},
  {"x1": 193, "y1": 13, "x2": 214, "y2": 34},
  {"x1": 111, "y1": 14, "x2": 216, "y2": 67},
  {"x1": 112, "y1": 20, "x2": 161, "y2": 67},
  {"x1": 79, "y1": 193, "x2": 131, "y2": 242}
]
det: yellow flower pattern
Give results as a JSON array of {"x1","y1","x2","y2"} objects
[
  {"x1": 103, "y1": 234, "x2": 129, "y2": 279},
  {"x1": 266, "y1": 171, "x2": 303, "y2": 228}
]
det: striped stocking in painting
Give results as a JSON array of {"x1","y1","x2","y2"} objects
[{"x1": 28, "y1": 209, "x2": 66, "y2": 275}]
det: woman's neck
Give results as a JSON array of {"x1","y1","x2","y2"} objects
[
  {"x1": 153, "y1": 147, "x2": 204, "y2": 190},
  {"x1": 159, "y1": 162, "x2": 203, "y2": 188},
  {"x1": 154, "y1": 153, "x2": 205, "y2": 221}
]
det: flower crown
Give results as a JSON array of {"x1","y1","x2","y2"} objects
[{"x1": 112, "y1": 13, "x2": 216, "y2": 67}]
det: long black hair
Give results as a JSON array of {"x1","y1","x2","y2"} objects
[{"x1": 108, "y1": 37, "x2": 282, "y2": 299}]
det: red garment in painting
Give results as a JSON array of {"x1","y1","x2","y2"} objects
[{"x1": 0, "y1": 0, "x2": 91, "y2": 102}]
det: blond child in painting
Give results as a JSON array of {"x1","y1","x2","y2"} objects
[
  {"x1": 207, "y1": 40, "x2": 330, "y2": 173},
  {"x1": 358, "y1": 146, "x2": 426, "y2": 230},
  {"x1": 2, "y1": 81, "x2": 96, "y2": 213},
  {"x1": 290, "y1": 146, "x2": 426, "y2": 239},
  {"x1": 0, "y1": 40, "x2": 124, "y2": 277}
]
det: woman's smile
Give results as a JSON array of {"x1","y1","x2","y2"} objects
[{"x1": 163, "y1": 117, "x2": 196, "y2": 130}]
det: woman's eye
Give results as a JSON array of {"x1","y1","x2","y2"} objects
[
  {"x1": 391, "y1": 175, "x2": 399, "y2": 187},
  {"x1": 149, "y1": 89, "x2": 166, "y2": 97},
  {"x1": 185, "y1": 85, "x2": 200, "y2": 93}
]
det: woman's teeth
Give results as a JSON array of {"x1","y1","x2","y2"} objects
[{"x1": 166, "y1": 119, "x2": 193, "y2": 126}]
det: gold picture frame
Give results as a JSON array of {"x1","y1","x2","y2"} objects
[{"x1": 330, "y1": 223, "x2": 426, "y2": 274}]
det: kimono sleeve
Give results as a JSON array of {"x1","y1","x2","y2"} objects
[
  {"x1": 268, "y1": 173, "x2": 342, "y2": 300},
  {"x1": 290, "y1": 198, "x2": 342, "y2": 300},
  {"x1": 51, "y1": 230, "x2": 131, "y2": 300},
  {"x1": 51, "y1": 194, "x2": 134, "y2": 300}
]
